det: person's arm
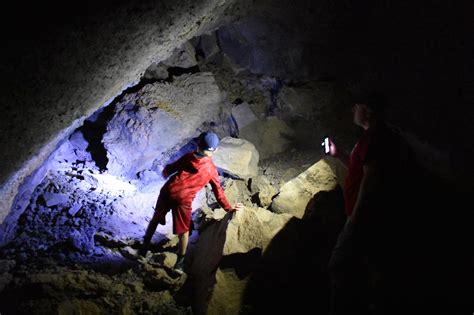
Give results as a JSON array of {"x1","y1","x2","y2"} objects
[
  {"x1": 349, "y1": 163, "x2": 379, "y2": 223},
  {"x1": 209, "y1": 171, "x2": 232, "y2": 211},
  {"x1": 329, "y1": 138, "x2": 349, "y2": 169},
  {"x1": 162, "y1": 154, "x2": 188, "y2": 178},
  {"x1": 209, "y1": 167, "x2": 243, "y2": 212}
]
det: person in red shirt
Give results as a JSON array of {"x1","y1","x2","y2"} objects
[
  {"x1": 139, "y1": 132, "x2": 243, "y2": 273},
  {"x1": 326, "y1": 89, "x2": 412, "y2": 314}
]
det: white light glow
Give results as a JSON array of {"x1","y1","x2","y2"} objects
[{"x1": 92, "y1": 173, "x2": 137, "y2": 194}]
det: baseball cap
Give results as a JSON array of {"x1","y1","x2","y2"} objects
[{"x1": 198, "y1": 132, "x2": 219, "y2": 151}]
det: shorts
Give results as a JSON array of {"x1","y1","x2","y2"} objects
[{"x1": 155, "y1": 194, "x2": 193, "y2": 235}]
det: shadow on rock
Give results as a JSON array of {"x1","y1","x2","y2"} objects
[{"x1": 241, "y1": 187, "x2": 346, "y2": 314}]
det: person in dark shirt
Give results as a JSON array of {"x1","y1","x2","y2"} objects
[
  {"x1": 327, "y1": 89, "x2": 413, "y2": 314},
  {"x1": 139, "y1": 132, "x2": 243, "y2": 273}
]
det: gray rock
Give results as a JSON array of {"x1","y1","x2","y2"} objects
[
  {"x1": 144, "y1": 62, "x2": 169, "y2": 80},
  {"x1": 271, "y1": 159, "x2": 338, "y2": 218},
  {"x1": 103, "y1": 72, "x2": 226, "y2": 178},
  {"x1": 200, "y1": 33, "x2": 221, "y2": 59},
  {"x1": 43, "y1": 192, "x2": 69, "y2": 207},
  {"x1": 68, "y1": 204, "x2": 82, "y2": 216},
  {"x1": 212, "y1": 137, "x2": 259, "y2": 179},
  {"x1": 162, "y1": 41, "x2": 197, "y2": 69}
]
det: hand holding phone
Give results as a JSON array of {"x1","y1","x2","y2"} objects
[{"x1": 321, "y1": 136, "x2": 330, "y2": 155}]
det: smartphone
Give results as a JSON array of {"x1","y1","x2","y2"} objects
[{"x1": 321, "y1": 136, "x2": 330, "y2": 155}]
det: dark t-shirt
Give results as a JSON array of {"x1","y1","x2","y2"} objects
[
  {"x1": 343, "y1": 127, "x2": 372, "y2": 216},
  {"x1": 343, "y1": 122, "x2": 411, "y2": 216}
]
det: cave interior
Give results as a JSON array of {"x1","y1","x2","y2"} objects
[{"x1": 0, "y1": 1, "x2": 471, "y2": 314}]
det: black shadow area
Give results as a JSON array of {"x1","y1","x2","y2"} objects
[{"x1": 241, "y1": 187, "x2": 346, "y2": 314}]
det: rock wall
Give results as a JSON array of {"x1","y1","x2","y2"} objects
[{"x1": 0, "y1": 0, "x2": 253, "y2": 223}]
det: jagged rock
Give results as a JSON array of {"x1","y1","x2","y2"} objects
[
  {"x1": 68, "y1": 229, "x2": 95, "y2": 254},
  {"x1": 103, "y1": 72, "x2": 226, "y2": 179},
  {"x1": 159, "y1": 236, "x2": 180, "y2": 250},
  {"x1": 248, "y1": 175, "x2": 277, "y2": 208},
  {"x1": 144, "y1": 41, "x2": 198, "y2": 80},
  {"x1": 207, "y1": 268, "x2": 247, "y2": 315},
  {"x1": 162, "y1": 41, "x2": 198, "y2": 69},
  {"x1": 231, "y1": 101, "x2": 258, "y2": 131},
  {"x1": 119, "y1": 246, "x2": 141, "y2": 260},
  {"x1": 192, "y1": 204, "x2": 227, "y2": 233},
  {"x1": 239, "y1": 116, "x2": 294, "y2": 159},
  {"x1": 193, "y1": 178, "x2": 252, "y2": 233},
  {"x1": 212, "y1": 137, "x2": 259, "y2": 179},
  {"x1": 187, "y1": 206, "x2": 291, "y2": 313},
  {"x1": 205, "y1": 178, "x2": 252, "y2": 208},
  {"x1": 191, "y1": 206, "x2": 292, "y2": 269},
  {"x1": 42, "y1": 192, "x2": 69, "y2": 207},
  {"x1": 144, "y1": 62, "x2": 169, "y2": 80},
  {"x1": 142, "y1": 263, "x2": 186, "y2": 292},
  {"x1": 223, "y1": 207, "x2": 292, "y2": 255},
  {"x1": 148, "y1": 252, "x2": 177, "y2": 269},
  {"x1": 199, "y1": 33, "x2": 221, "y2": 59},
  {"x1": 68, "y1": 203, "x2": 82, "y2": 216},
  {"x1": 271, "y1": 159, "x2": 338, "y2": 218},
  {"x1": 277, "y1": 84, "x2": 324, "y2": 120},
  {"x1": 95, "y1": 231, "x2": 129, "y2": 248},
  {"x1": 69, "y1": 130, "x2": 89, "y2": 151}
]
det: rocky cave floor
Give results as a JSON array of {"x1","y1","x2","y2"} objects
[{"x1": 0, "y1": 145, "x2": 329, "y2": 314}]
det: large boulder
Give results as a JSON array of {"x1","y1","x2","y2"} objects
[
  {"x1": 103, "y1": 72, "x2": 226, "y2": 179},
  {"x1": 239, "y1": 116, "x2": 294, "y2": 160},
  {"x1": 212, "y1": 137, "x2": 259, "y2": 179},
  {"x1": 144, "y1": 41, "x2": 198, "y2": 80},
  {"x1": 223, "y1": 206, "x2": 292, "y2": 255},
  {"x1": 187, "y1": 206, "x2": 292, "y2": 313},
  {"x1": 271, "y1": 159, "x2": 338, "y2": 218}
]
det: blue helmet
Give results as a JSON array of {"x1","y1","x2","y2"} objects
[{"x1": 198, "y1": 132, "x2": 219, "y2": 151}]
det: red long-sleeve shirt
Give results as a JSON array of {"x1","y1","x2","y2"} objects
[{"x1": 160, "y1": 151, "x2": 232, "y2": 211}]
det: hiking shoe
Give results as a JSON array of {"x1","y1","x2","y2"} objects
[{"x1": 174, "y1": 256, "x2": 185, "y2": 274}]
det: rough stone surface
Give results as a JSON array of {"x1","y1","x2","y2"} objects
[
  {"x1": 224, "y1": 207, "x2": 292, "y2": 254},
  {"x1": 0, "y1": 0, "x2": 253, "y2": 224},
  {"x1": 212, "y1": 137, "x2": 259, "y2": 179},
  {"x1": 239, "y1": 116, "x2": 294, "y2": 160},
  {"x1": 103, "y1": 72, "x2": 226, "y2": 178},
  {"x1": 271, "y1": 159, "x2": 339, "y2": 218}
]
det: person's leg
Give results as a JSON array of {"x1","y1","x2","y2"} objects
[
  {"x1": 177, "y1": 231, "x2": 189, "y2": 257},
  {"x1": 174, "y1": 231, "x2": 189, "y2": 272},
  {"x1": 328, "y1": 218, "x2": 371, "y2": 315},
  {"x1": 140, "y1": 195, "x2": 169, "y2": 255},
  {"x1": 172, "y1": 203, "x2": 192, "y2": 272}
]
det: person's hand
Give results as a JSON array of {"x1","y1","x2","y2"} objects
[
  {"x1": 328, "y1": 138, "x2": 338, "y2": 157},
  {"x1": 230, "y1": 202, "x2": 243, "y2": 212}
]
